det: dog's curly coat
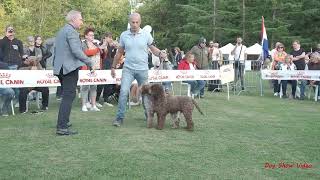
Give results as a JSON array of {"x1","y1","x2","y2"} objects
[{"x1": 141, "y1": 83, "x2": 204, "y2": 130}]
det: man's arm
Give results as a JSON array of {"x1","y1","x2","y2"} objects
[
  {"x1": 67, "y1": 29, "x2": 93, "y2": 68},
  {"x1": 111, "y1": 47, "x2": 125, "y2": 68},
  {"x1": 149, "y1": 45, "x2": 163, "y2": 58},
  {"x1": 293, "y1": 52, "x2": 305, "y2": 61}
]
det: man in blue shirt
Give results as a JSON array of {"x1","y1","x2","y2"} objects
[{"x1": 111, "y1": 13, "x2": 166, "y2": 127}]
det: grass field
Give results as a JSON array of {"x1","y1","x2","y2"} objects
[{"x1": 0, "y1": 84, "x2": 319, "y2": 179}]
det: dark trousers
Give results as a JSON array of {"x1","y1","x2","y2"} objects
[
  {"x1": 56, "y1": 86, "x2": 62, "y2": 98},
  {"x1": 273, "y1": 80, "x2": 280, "y2": 93},
  {"x1": 56, "y1": 69, "x2": 79, "y2": 129},
  {"x1": 19, "y1": 87, "x2": 49, "y2": 113},
  {"x1": 96, "y1": 84, "x2": 116, "y2": 102},
  {"x1": 281, "y1": 80, "x2": 297, "y2": 97}
]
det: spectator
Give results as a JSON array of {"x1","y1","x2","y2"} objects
[
  {"x1": 173, "y1": 47, "x2": 182, "y2": 69},
  {"x1": 307, "y1": 52, "x2": 320, "y2": 99},
  {"x1": 80, "y1": 27, "x2": 103, "y2": 112},
  {"x1": 96, "y1": 32, "x2": 116, "y2": 107},
  {"x1": 280, "y1": 55, "x2": 297, "y2": 99},
  {"x1": 0, "y1": 25, "x2": 24, "y2": 103},
  {"x1": 0, "y1": 25, "x2": 24, "y2": 69},
  {"x1": 154, "y1": 49, "x2": 173, "y2": 93},
  {"x1": 290, "y1": 40, "x2": 306, "y2": 100},
  {"x1": 111, "y1": 13, "x2": 166, "y2": 127},
  {"x1": 210, "y1": 42, "x2": 222, "y2": 69},
  {"x1": 271, "y1": 43, "x2": 287, "y2": 96},
  {"x1": 34, "y1": 35, "x2": 52, "y2": 69},
  {"x1": 53, "y1": 10, "x2": 94, "y2": 136},
  {"x1": 18, "y1": 56, "x2": 50, "y2": 113},
  {"x1": 190, "y1": 37, "x2": 211, "y2": 97},
  {"x1": 270, "y1": 42, "x2": 281, "y2": 60},
  {"x1": 178, "y1": 52, "x2": 206, "y2": 98},
  {"x1": 231, "y1": 36, "x2": 247, "y2": 91}
]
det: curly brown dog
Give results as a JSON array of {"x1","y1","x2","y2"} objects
[{"x1": 141, "y1": 83, "x2": 204, "y2": 130}]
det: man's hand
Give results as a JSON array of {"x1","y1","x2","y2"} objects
[
  {"x1": 111, "y1": 68, "x2": 116, "y2": 78},
  {"x1": 89, "y1": 66, "x2": 96, "y2": 73}
]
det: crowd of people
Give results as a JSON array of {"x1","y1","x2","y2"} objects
[
  {"x1": 270, "y1": 41, "x2": 320, "y2": 99},
  {"x1": 0, "y1": 10, "x2": 319, "y2": 135}
]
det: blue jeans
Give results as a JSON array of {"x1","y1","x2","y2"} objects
[
  {"x1": 183, "y1": 80, "x2": 206, "y2": 95},
  {"x1": 116, "y1": 67, "x2": 148, "y2": 121},
  {"x1": 0, "y1": 88, "x2": 15, "y2": 114},
  {"x1": 299, "y1": 80, "x2": 307, "y2": 98}
]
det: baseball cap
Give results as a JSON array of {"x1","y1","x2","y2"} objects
[{"x1": 199, "y1": 37, "x2": 206, "y2": 44}]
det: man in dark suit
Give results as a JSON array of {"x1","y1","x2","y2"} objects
[{"x1": 53, "y1": 10, "x2": 94, "y2": 136}]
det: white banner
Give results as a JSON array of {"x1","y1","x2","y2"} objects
[
  {"x1": 261, "y1": 70, "x2": 320, "y2": 80},
  {"x1": 220, "y1": 64, "x2": 234, "y2": 84},
  {"x1": 0, "y1": 70, "x2": 220, "y2": 88}
]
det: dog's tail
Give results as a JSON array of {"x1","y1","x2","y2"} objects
[{"x1": 192, "y1": 99, "x2": 204, "y2": 115}]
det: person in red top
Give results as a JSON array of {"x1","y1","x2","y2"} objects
[{"x1": 178, "y1": 52, "x2": 206, "y2": 98}]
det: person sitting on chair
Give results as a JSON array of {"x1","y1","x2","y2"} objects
[
  {"x1": 178, "y1": 52, "x2": 205, "y2": 98},
  {"x1": 18, "y1": 55, "x2": 49, "y2": 113}
]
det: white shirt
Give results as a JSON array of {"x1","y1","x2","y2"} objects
[
  {"x1": 189, "y1": 63, "x2": 195, "y2": 70},
  {"x1": 280, "y1": 63, "x2": 296, "y2": 71},
  {"x1": 233, "y1": 44, "x2": 247, "y2": 61},
  {"x1": 211, "y1": 48, "x2": 221, "y2": 61}
]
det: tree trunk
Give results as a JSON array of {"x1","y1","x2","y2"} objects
[
  {"x1": 242, "y1": 0, "x2": 245, "y2": 40},
  {"x1": 212, "y1": 0, "x2": 217, "y2": 41}
]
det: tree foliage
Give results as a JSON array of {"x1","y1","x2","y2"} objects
[
  {"x1": 0, "y1": 0, "x2": 129, "y2": 42},
  {"x1": 139, "y1": 0, "x2": 320, "y2": 51}
]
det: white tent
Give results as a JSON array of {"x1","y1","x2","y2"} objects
[
  {"x1": 219, "y1": 43, "x2": 235, "y2": 60},
  {"x1": 246, "y1": 43, "x2": 262, "y2": 55},
  {"x1": 219, "y1": 43, "x2": 235, "y2": 54}
]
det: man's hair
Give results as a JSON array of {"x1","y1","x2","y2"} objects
[
  {"x1": 293, "y1": 40, "x2": 300, "y2": 44},
  {"x1": 5, "y1": 25, "x2": 14, "y2": 32},
  {"x1": 129, "y1": 13, "x2": 141, "y2": 21},
  {"x1": 65, "y1": 10, "x2": 81, "y2": 22},
  {"x1": 84, "y1": 27, "x2": 95, "y2": 36}
]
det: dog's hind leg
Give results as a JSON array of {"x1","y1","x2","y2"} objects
[{"x1": 182, "y1": 111, "x2": 194, "y2": 131}]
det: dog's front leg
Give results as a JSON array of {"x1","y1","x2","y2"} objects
[
  {"x1": 147, "y1": 111, "x2": 154, "y2": 128},
  {"x1": 157, "y1": 113, "x2": 166, "y2": 130}
]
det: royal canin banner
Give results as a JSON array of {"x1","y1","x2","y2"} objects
[
  {"x1": 261, "y1": 70, "x2": 320, "y2": 80},
  {"x1": 0, "y1": 70, "x2": 220, "y2": 88}
]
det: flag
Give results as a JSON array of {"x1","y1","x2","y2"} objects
[{"x1": 261, "y1": 16, "x2": 269, "y2": 61}]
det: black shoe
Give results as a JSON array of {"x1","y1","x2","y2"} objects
[
  {"x1": 41, "y1": 106, "x2": 48, "y2": 111},
  {"x1": 67, "y1": 123, "x2": 72, "y2": 128},
  {"x1": 200, "y1": 95, "x2": 204, "y2": 98},
  {"x1": 299, "y1": 96, "x2": 305, "y2": 100},
  {"x1": 56, "y1": 129, "x2": 78, "y2": 136},
  {"x1": 282, "y1": 95, "x2": 288, "y2": 99}
]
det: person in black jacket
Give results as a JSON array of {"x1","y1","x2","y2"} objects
[{"x1": 0, "y1": 25, "x2": 24, "y2": 69}]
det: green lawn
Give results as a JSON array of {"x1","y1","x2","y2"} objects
[{"x1": 0, "y1": 85, "x2": 319, "y2": 179}]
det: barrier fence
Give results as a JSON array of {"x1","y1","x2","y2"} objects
[{"x1": 1, "y1": 65, "x2": 319, "y2": 99}]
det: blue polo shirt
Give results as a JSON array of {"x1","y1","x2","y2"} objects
[{"x1": 119, "y1": 28, "x2": 153, "y2": 70}]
